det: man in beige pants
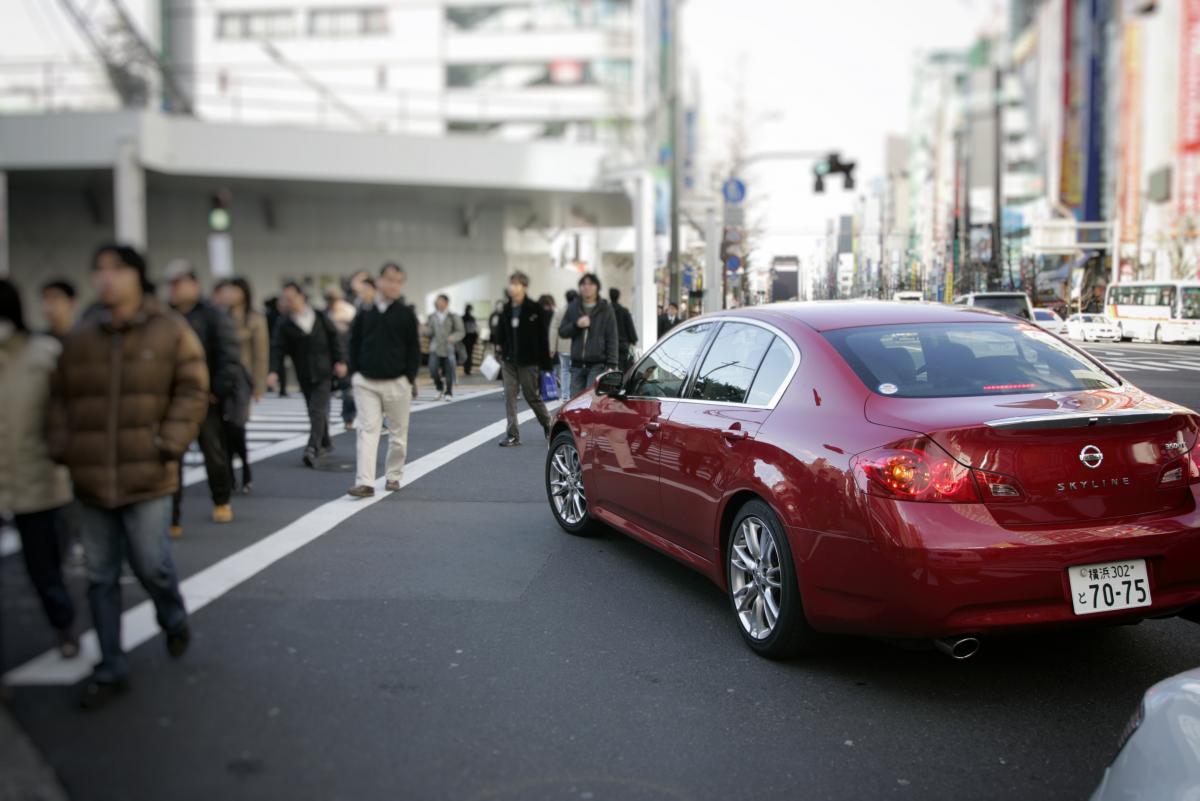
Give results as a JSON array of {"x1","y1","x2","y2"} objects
[{"x1": 346, "y1": 263, "x2": 421, "y2": 498}]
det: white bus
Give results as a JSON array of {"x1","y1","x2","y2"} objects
[{"x1": 1105, "y1": 280, "x2": 1200, "y2": 343}]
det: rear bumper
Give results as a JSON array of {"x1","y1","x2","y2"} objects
[{"x1": 796, "y1": 493, "x2": 1200, "y2": 639}]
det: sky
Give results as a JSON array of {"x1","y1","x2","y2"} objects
[{"x1": 683, "y1": 0, "x2": 1002, "y2": 266}]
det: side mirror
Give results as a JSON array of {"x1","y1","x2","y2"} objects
[{"x1": 595, "y1": 370, "x2": 624, "y2": 397}]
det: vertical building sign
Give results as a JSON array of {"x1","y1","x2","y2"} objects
[
  {"x1": 1117, "y1": 20, "x2": 1142, "y2": 268},
  {"x1": 1060, "y1": 0, "x2": 1083, "y2": 213},
  {"x1": 1179, "y1": 0, "x2": 1200, "y2": 218}
]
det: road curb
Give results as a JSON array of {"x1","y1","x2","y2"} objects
[{"x1": 0, "y1": 702, "x2": 67, "y2": 801}]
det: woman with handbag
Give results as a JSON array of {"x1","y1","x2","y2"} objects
[{"x1": 215, "y1": 278, "x2": 268, "y2": 493}]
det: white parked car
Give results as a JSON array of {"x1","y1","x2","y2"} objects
[
  {"x1": 1090, "y1": 664, "x2": 1200, "y2": 801},
  {"x1": 1032, "y1": 307, "x2": 1068, "y2": 336},
  {"x1": 1066, "y1": 313, "x2": 1121, "y2": 342}
]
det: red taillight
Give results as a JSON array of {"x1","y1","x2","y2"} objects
[
  {"x1": 853, "y1": 438, "x2": 1027, "y2": 504},
  {"x1": 852, "y1": 438, "x2": 980, "y2": 503}
]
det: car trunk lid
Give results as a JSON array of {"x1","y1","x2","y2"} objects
[{"x1": 865, "y1": 388, "x2": 1199, "y2": 526}]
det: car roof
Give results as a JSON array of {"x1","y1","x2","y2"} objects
[
  {"x1": 717, "y1": 300, "x2": 1015, "y2": 332},
  {"x1": 963, "y1": 291, "x2": 1029, "y2": 298}
]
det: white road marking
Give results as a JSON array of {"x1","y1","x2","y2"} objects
[
  {"x1": 3, "y1": 402, "x2": 554, "y2": 686},
  {"x1": 0, "y1": 527, "x2": 18, "y2": 558},
  {"x1": 2, "y1": 388, "x2": 501, "y2": 559}
]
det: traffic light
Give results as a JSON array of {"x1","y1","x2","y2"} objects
[
  {"x1": 209, "y1": 189, "x2": 233, "y2": 232},
  {"x1": 813, "y1": 153, "x2": 856, "y2": 193}
]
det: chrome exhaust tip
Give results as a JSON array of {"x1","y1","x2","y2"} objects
[{"x1": 933, "y1": 636, "x2": 981, "y2": 660}]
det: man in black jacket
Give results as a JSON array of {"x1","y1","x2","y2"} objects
[
  {"x1": 346, "y1": 262, "x2": 420, "y2": 498},
  {"x1": 165, "y1": 260, "x2": 241, "y2": 530},
  {"x1": 658, "y1": 302, "x2": 681, "y2": 337},
  {"x1": 495, "y1": 271, "x2": 553, "y2": 447},
  {"x1": 609, "y1": 287, "x2": 639, "y2": 371},
  {"x1": 268, "y1": 282, "x2": 347, "y2": 467},
  {"x1": 558, "y1": 273, "x2": 619, "y2": 397}
]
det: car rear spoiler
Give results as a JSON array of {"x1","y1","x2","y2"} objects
[{"x1": 984, "y1": 410, "x2": 1178, "y2": 430}]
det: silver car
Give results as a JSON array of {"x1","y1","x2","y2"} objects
[{"x1": 1090, "y1": 666, "x2": 1200, "y2": 800}]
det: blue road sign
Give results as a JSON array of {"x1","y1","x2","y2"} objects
[
  {"x1": 722, "y1": 178, "x2": 746, "y2": 205},
  {"x1": 725, "y1": 254, "x2": 742, "y2": 272}
]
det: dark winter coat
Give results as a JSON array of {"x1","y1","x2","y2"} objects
[
  {"x1": 271, "y1": 309, "x2": 345, "y2": 392},
  {"x1": 558, "y1": 297, "x2": 619, "y2": 368},
  {"x1": 495, "y1": 297, "x2": 554, "y2": 370},
  {"x1": 176, "y1": 298, "x2": 242, "y2": 399},
  {"x1": 48, "y1": 297, "x2": 209, "y2": 509}
]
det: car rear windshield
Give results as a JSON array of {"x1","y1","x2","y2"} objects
[
  {"x1": 972, "y1": 296, "x2": 1030, "y2": 319},
  {"x1": 824, "y1": 322, "x2": 1122, "y2": 398}
]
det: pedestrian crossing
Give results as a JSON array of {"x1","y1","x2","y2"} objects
[
  {"x1": 0, "y1": 385, "x2": 501, "y2": 560},
  {"x1": 181, "y1": 386, "x2": 501, "y2": 477},
  {"x1": 1084, "y1": 346, "x2": 1200, "y2": 375}
]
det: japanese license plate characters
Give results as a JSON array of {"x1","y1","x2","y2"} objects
[{"x1": 1067, "y1": 559, "x2": 1151, "y2": 615}]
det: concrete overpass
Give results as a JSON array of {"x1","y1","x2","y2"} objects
[{"x1": 0, "y1": 110, "x2": 656, "y2": 340}]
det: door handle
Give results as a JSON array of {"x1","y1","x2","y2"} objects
[
  {"x1": 645, "y1": 421, "x2": 661, "y2": 432},
  {"x1": 722, "y1": 427, "x2": 749, "y2": 442}
]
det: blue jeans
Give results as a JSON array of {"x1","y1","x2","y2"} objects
[
  {"x1": 570, "y1": 363, "x2": 608, "y2": 398},
  {"x1": 557, "y1": 353, "x2": 571, "y2": 396},
  {"x1": 429, "y1": 351, "x2": 456, "y2": 394},
  {"x1": 79, "y1": 496, "x2": 188, "y2": 682}
]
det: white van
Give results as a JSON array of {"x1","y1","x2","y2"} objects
[{"x1": 953, "y1": 292, "x2": 1035, "y2": 321}]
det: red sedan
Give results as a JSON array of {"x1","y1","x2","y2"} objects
[{"x1": 544, "y1": 302, "x2": 1200, "y2": 659}]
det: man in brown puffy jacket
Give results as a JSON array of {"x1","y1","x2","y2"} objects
[{"x1": 49, "y1": 243, "x2": 209, "y2": 710}]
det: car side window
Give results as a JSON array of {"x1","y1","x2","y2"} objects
[
  {"x1": 689, "y1": 322, "x2": 775, "y2": 404},
  {"x1": 626, "y1": 322, "x2": 713, "y2": 398},
  {"x1": 746, "y1": 337, "x2": 796, "y2": 406}
]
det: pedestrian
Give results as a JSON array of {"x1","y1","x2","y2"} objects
[
  {"x1": 488, "y1": 297, "x2": 506, "y2": 356},
  {"x1": 165, "y1": 260, "x2": 240, "y2": 531},
  {"x1": 268, "y1": 282, "x2": 348, "y2": 468},
  {"x1": 345, "y1": 273, "x2": 377, "y2": 425},
  {"x1": 40, "y1": 279, "x2": 78, "y2": 340},
  {"x1": 0, "y1": 279, "x2": 79, "y2": 659},
  {"x1": 538, "y1": 294, "x2": 557, "y2": 334},
  {"x1": 495, "y1": 271, "x2": 554, "y2": 447},
  {"x1": 214, "y1": 277, "x2": 269, "y2": 494},
  {"x1": 559, "y1": 273, "x2": 619, "y2": 397},
  {"x1": 351, "y1": 274, "x2": 376, "y2": 308},
  {"x1": 264, "y1": 295, "x2": 291, "y2": 397},
  {"x1": 658, "y1": 301, "x2": 681, "y2": 337},
  {"x1": 553, "y1": 289, "x2": 577, "y2": 394},
  {"x1": 346, "y1": 262, "x2": 420, "y2": 498},
  {"x1": 425, "y1": 293, "x2": 463, "y2": 401},
  {"x1": 609, "y1": 287, "x2": 639, "y2": 371},
  {"x1": 48, "y1": 244, "x2": 207, "y2": 709},
  {"x1": 326, "y1": 285, "x2": 357, "y2": 431},
  {"x1": 461, "y1": 303, "x2": 479, "y2": 375}
]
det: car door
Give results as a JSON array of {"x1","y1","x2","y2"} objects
[
  {"x1": 658, "y1": 321, "x2": 799, "y2": 555},
  {"x1": 588, "y1": 322, "x2": 716, "y2": 529}
]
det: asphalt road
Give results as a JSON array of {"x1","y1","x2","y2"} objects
[{"x1": 3, "y1": 342, "x2": 1200, "y2": 801}]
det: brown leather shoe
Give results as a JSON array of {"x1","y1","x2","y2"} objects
[
  {"x1": 212, "y1": 504, "x2": 233, "y2": 524},
  {"x1": 169, "y1": 524, "x2": 183, "y2": 539},
  {"x1": 347, "y1": 485, "x2": 375, "y2": 498},
  {"x1": 385, "y1": 480, "x2": 401, "y2": 492}
]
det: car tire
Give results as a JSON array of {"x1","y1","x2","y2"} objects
[
  {"x1": 546, "y1": 431, "x2": 600, "y2": 536},
  {"x1": 726, "y1": 499, "x2": 819, "y2": 659}
]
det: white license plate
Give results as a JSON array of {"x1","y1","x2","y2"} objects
[{"x1": 1067, "y1": 559, "x2": 1152, "y2": 615}]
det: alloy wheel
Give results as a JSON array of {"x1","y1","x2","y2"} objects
[
  {"x1": 729, "y1": 516, "x2": 783, "y2": 640},
  {"x1": 549, "y1": 441, "x2": 586, "y2": 525}
]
